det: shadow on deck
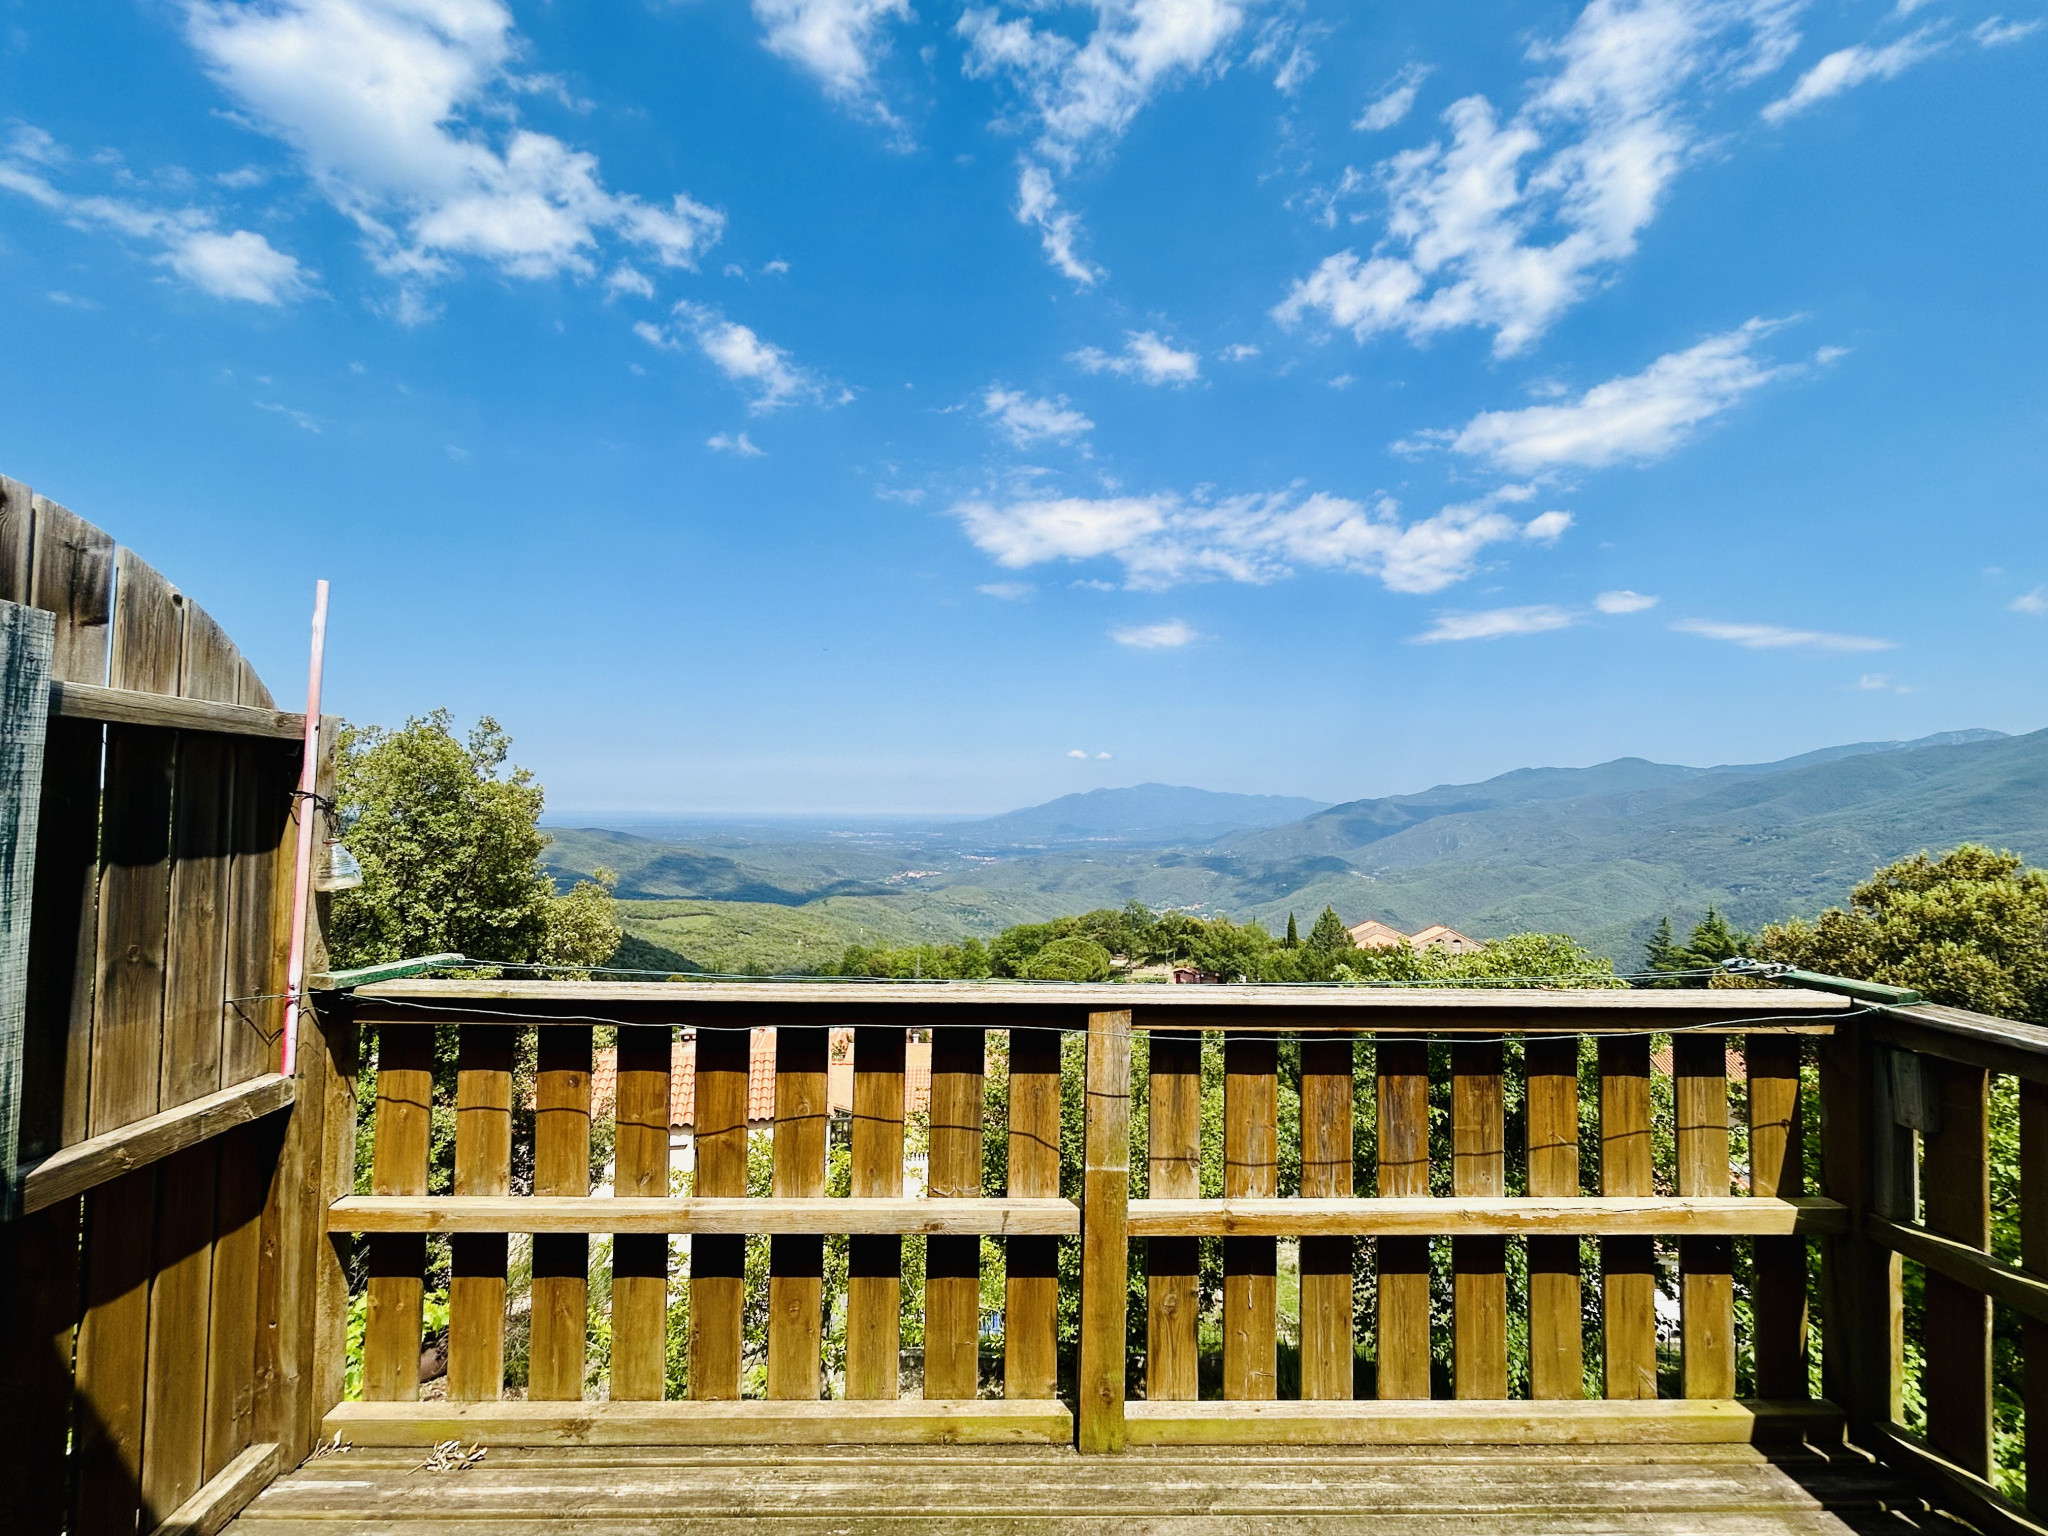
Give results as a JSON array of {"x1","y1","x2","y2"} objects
[{"x1": 229, "y1": 1441, "x2": 1972, "y2": 1535}]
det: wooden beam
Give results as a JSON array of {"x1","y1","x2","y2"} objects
[
  {"x1": 1125, "y1": 1196, "x2": 1847, "y2": 1237},
  {"x1": 1870, "y1": 1009, "x2": 2048, "y2": 1089},
  {"x1": 49, "y1": 679, "x2": 305, "y2": 739},
  {"x1": 145, "y1": 1441, "x2": 282, "y2": 1536},
  {"x1": 1122, "y1": 1398, "x2": 1846, "y2": 1446},
  {"x1": 1867, "y1": 1214, "x2": 2048, "y2": 1326},
  {"x1": 328, "y1": 1194, "x2": 1078, "y2": 1235},
  {"x1": 20, "y1": 1073, "x2": 294, "y2": 1213},
  {"x1": 0, "y1": 601, "x2": 53, "y2": 1219},
  {"x1": 1078, "y1": 1008, "x2": 1130, "y2": 1454},
  {"x1": 1865, "y1": 1423, "x2": 2048, "y2": 1536},
  {"x1": 321, "y1": 1398, "x2": 1075, "y2": 1447}
]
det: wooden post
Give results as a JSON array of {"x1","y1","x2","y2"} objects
[
  {"x1": 846, "y1": 1026, "x2": 905, "y2": 1400},
  {"x1": 1600, "y1": 1036, "x2": 1656, "y2": 1399},
  {"x1": 1675, "y1": 1034, "x2": 1734, "y2": 1399},
  {"x1": 448, "y1": 1026, "x2": 514, "y2": 1400},
  {"x1": 767, "y1": 1026, "x2": 827, "y2": 1401},
  {"x1": 1146, "y1": 1031, "x2": 1201, "y2": 1401},
  {"x1": 1222, "y1": 1032, "x2": 1277, "y2": 1400},
  {"x1": 925, "y1": 1025, "x2": 985, "y2": 1400},
  {"x1": 1078, "y1": 1009, "x2": 1128, "y2": 1454},
  {"x1": 689, "y1": 1027, "x2": 750, "y2": 1400},
  {"x1": 1748, "y1": 1035, "x2": 1808, "y2": 1400},
  {"x1": 1298, "y1": 1036, "x2": 1354, "y2": 1401},
  {"x1": 1818, "y1": 1029, "x2": 1901, "y2": 1434},
  {"x1": 1525, "y1": 1035, "x2": 1583, "y2": 1400},
  {"x1": 531, "y1": 1027, "x2": 593, "y2": 1401},
  {"x1": 361, "y1": 1026, "x2": 432, "y2": 1400},
  {"x1": 1921, "y1": 1056, "x2": 1991, "y2": 1478},
  {"x1": 611, "y1": 1025, "x2": 673, "y2": 1401},
  {"x1": 0, "y1": 600, "x2": 53, "y2": 1217},
  {"x1": 1376, "y1": 1037, "x2": 1431, "y2": 1399},
  {"x1": 1451, "y1": 1039, "x2": 1506, "y2": 1399},
  {"x1": 1005, "y1": 1026, "x2": 1061, "y2": 1401}
]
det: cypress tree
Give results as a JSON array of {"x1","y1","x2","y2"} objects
[{"x1": 1285, "y1": 912, "x2": 1300, "y2": 948}]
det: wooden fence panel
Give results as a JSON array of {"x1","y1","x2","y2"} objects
[
  {"x1": 1600, "y1": 1036, "x2": 1657, "y2": 1400},
  {"x1": 767, "y1": 1026, "x2": 827, "y2": 1400},
  {"x1": 1222, "y1": 1033, "x2": 1277, "y2": 1401},
  {"x1": 688, "y1": 1027, "x2": 748, "y2": 1400},
  {"x1": 1525, "y1": 1035, "x2": 1582, "y2": 1400},
  {"x1": 1747, "y1": 1034, "x2": 1808, "y2": 1400},
  {"x1": 847, "y1": 1026, "x2": 905, "y2": 1399},
  {"x1": 1376, "y1": 1037, "x2": 1430, "y2": 1399},
  {"x1": 1676, "y1": 1034, "x2": 1734, "y2": 1399},
  {"x1": 1451, "y1": 1039, "x2": 1506, "y2": 1399},
  {"x1": 1299, "y1": 1036, "x2": 1355, "y2": 1401},
  {"x1": 611, "y1": 1025, "x2": 672, "y2": 1401},
  {"x1": 531, "y1": 1027, "x2": 593, "y2": 1401},
  {"x1": 1921, "y1": 1057, "x2": 1991, "y2": 1477},
  {"x1": 925, "y1": 1025, "x2": 985, "y2": 1399},
  {"x1": 1145, "y1": 1031, "x2": 1201, "y2": 1401},
  {"x1": 1005, "y1": 1026, "x2": 1061, "y2": 1401},
  {"x1": 449, "y1": 1025, "x2": 514, "y2": 1400}
]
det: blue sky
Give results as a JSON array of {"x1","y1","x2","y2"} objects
[{"x1": 2, "y1": 0, "x2": 2043, "y2": 814}]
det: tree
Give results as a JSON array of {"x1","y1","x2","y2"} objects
[
  {"x1": 1306, "y1": 905, "x2": 1355, "y2": 956},
  {"x1": 1641, "y1": 915, "x2": 1685, "y2": 985},
  {"x1": 1022, "y1": 936, "x2": 1116, "y2": 981},
  {"x1": 1755, "y1": 844, "x2": 2048, "y2": 1020},
  {"x1": 1284, "y1": 912, "x2": 1299, "y2": 948},
  {"x1": 1684, "y1": 908, "x2": 1751, "y2": 968},
  {"x1": 330, "y1": 710, "x2": 618, "y2": 970},
  {"x1": 1339, "y1": 931, "x2": 1623, "y2": 989}
]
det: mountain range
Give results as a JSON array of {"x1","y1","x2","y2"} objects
[{"x1": 543, "y1": 727, "x2": 2043, "y2": 970}]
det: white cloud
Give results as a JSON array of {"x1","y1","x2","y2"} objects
[
  {"x1": 979, "y1": 581, "x2": 1033, "y2": 599},
  {"x1": 1673, "y1": 618, "x2": 1895, "y2": 651},
  {"x1": 1975, "y1": 16, "x2": 2042, "y2": 45},
  {"x1": 953, "y1": 483, "x2": 1568, "y2": 594},
  {"x1": 1355, "y1": 62, "x2": 1431, "y2": 130},
  {"x1": 1096, "y1": 750, "x2": 1113, "y2": 758},
  {"x1": 753, "y1": 0, "x2": 914, "y2": 123},
  {"x1": 605, "y1": 263, "x2": 654, "y2": 299},
  {"x1": 1111, "y1": 618, "x2": 1201, "y2": 648},
  {"x1": 1424, "y1": 319, "x2": 1794, "y2": 471},
  {"x1": 1410, "y1": 604, "x2": 1579, "y2": 643},
  {"x1": 983, "y1": 386, "x2": 1094, "y2": 445},
  {"x1": 256, "y1": 400, "x2": 322, "y2": 432},
  {"x1": 1595, "y1": 588, "x2": 1659, "y2": 613},
  {"x1": 1219, "y1": 342, "x2": 1260, "y2": 360},
  {"x1": 708, "y1": 431, "x2": 766, "y2": 456},
  {"x1": 642, "y1": 302, "x2": 820, "y2": 412},
  {"x1": 1067, "y1": 748, "x2": 1089, "y2": 757},
  {"x1": 1761, "y1": 26, "x2": 1946, "y2": 122},
  {"x1": 1277, "y1": 0, "x2": 1804, "y2": 356},
  {"x1": 184, "y1": 0, "x2": 722, "y2": 304},
  {"x1": 2010, "y1": 588, "x2": 2048, "y2": 615},
  {"x1": 1852, "y1": 672, "x2": 1913, "y2": 693},
  {"x1": 1070, "y1": 329, "x2": 1201, "y2": 384},
  {"x1": 1015, "y1": 162, "x2": 1103, "y2": 286},
  {"x1": 0, "y1": 145, "x2": 313, "y2": 304}
]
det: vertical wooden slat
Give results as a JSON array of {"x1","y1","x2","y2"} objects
[
  {"x1": 1223, "y1": 1032, "x2": 1278, "y2": 1401},
  {"x1": 1675, "y1": 1034, "x2": 1734, "y2": 1399},
  {"x1": 1005, "y1": 1026, "x2": 1061, "y2": 1401},
  {"x1": 1526, "y1": 1035, "x2": 1582, "y2": 1400},
  {"x1": 1376, "y1": 1037, "x2": 1430, "y2": 1399},
  {"x1": 531, "y1": 1026, "x2": 593, "y2": 1402},
  {"x1": 1747, "y1": 1034, "x2": 1808, "y2": 1400},
  {"x1": 846, "y1": 1026, "x2": 905, "y2": 1400},
  {"x1": 1817, "y1": 1032, "x2": 1901, "y2": 1431},
  {"x1": 688, "y1": 1027, "x2": 749, "y2": 1400},
  {"x1": 447, "y1": 1025, "x2": 513, "y2": 1400},
  {"x1": 0, "y1": 475, "x2": 30, "y2": 602},
  {"x1": 0, "y1": 601, "x2": 51, "y2": 1216},
  {"x1": 925, "y1": 1025, "x2": 985, "y2": 1400},
  {"x1": 74, "y1": 1168, "x2": 155, "y2": 1536},
  {"x1": 1299, "y1": 1035, "x2": 1355, "y2": 1401},
  {"x1": 611, "y1": 1025, "x2": 672, "y2": 1401},
  {"x1": 1146, "y1": 1031, "x2": 1202, "y2": 1402},
  {"x1": 1600, "y1": 1035, "x2": 1657, "y2": 1399},
  {"x1": 2021, "y1": 1078, "x2": 2047, "y2": 1521},
  {"x1": 1452, "y1": 1039, "x2": 1506, "y2": 1399},
  {"x1": 141, "y1": 1141, "x2": 216, "y2": 1523},
  {"x1": 767, "y1": 1025, "x2": 827, "y2": 1401},
  {"x1": 362, "y1": 1025, "x2": 432, "y2": 1401},
  {"x1": 1079, "y1": 1009, "x2": 1129, "y2": 1453},
  {"x1": 0, "y1": 1194, "x2": 80, "y2": 1535},
  {"x1": 1921, "y1": 1056, "x2": 1992, "y2": 1478},
  {"x1": 202, "y1": 1119, "x2": 267, "y2": 1480}
]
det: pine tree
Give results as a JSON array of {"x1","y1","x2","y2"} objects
[
  {"x1": 1307, "y1": 906, "x2": 1354, "y2": 955},
  {"x1": 1285, "y1": 912, "x2": 1300, "y2": 948},
  {"x1": 1642, "y1": 915, "x2": 1685, "y2": 985},
  {"x1": 1684, "y1": 907, "x2": 1752, "y2": 967}
]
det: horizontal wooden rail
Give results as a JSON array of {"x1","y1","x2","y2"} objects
[
  {"x1": 1123, "y1": 1399, "x2": 1845, "y2": 1446},
  {"x1": 1125, "y1": 1196, "x2": 1849, "y2": 1238},
  {"x1": 327, "y1": 1194, "x2": 1079, "y2": 1236},
  {"x1": 1870, "y1": 1004, "x2": 2048, "y2": 1087},
  {"x1": 1867, "y1": 1213, "x2": 2048, "y2": 1325},
  {"x1": 146, "y1": 1441, "x2": 283, "y2": 1536},
  {"x1": 21, "y1": 1073, "x2": 294, "y2": 1213},
  {"x1": 1865, "y1": 1423, "x2": 2048, "y2": 1536},
  {"x1": 324, "y1": 1399, "x2": 1075, "y2": 1447},
  {"x1": 49, "y1": 679, "x2": 307, "y2": 740}
]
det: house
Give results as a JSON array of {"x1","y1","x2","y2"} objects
[
  {"x1": 1409, "y1": 924, "x2": 1485, "y2": 954},
  {"x1": 1346, "y1": 919, "x2": 1410, "y2": 949}
]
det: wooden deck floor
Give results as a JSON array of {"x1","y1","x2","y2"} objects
[{"x1": 229, "y1": 1442, "x2": 1970, "y2": 1535}]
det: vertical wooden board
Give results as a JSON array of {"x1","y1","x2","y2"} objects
[
  {"x1": 767, "y1": 1025, "x2": 827, "y2": 1401},
  {"x1": 73, "y1": 1168, "x2": 154, "y2": 1536},
  {"x1": 2020, "y1": 1079, "x2": 2046, "y2": 1521},
  {"x1": 1817, "y1": 1034, "x2": 1902, "y2": 1427},
  {"x1": 1005, "y1": 1026, "x2": 1061, "y2": 1401},
  {"x1": 611, "y1": 1026, "x2": 672, "y2": 1402},
  {"x1": 1747, "y1": 1034, "x2": 1808, "y2": 1401},
  {"x1": 295, "y1": 735, "x2": 346, "y2": 1458},
  {"x1": 925, "y1": 1025, "x2": 985, "y2": 1400},
  {"x1": 1451, "y1": 1040, "x2": 1506, "y2": 1400},
  {"x1": 531, "y1": 1027, "x2": 593, "y2": 1403},
  {"x1": 1376, "y1": 1037, "x2": 1431, "y2": 1400},
  {"x1": 0, "y1": 1197, "x2": 82, "y2": 1536},
  {"x1": 1299, "y1": 1036, "x2": 1355, "y2": 1402},
  {"x1": 1600, "y1": 1035, "x2": 1657, "y2": 1400},
  {"x1": 846, "y1": 1026, "x2": 905, "y2": 1400},
  {"x1": 688, "y1": 1028, "x2": 749, "y2": 1401},
  {"x1": 0, "y1": 600, "x2": 52, "y2": 1212},
  {"x1": 1079, "y1": 1010, "x2": 1129, "y2": 1454},
  {"x1": 0, "y1": 475, "x2": 31, "y2": 602},
  {"x1": 1674, "y1": 1034, "x2": 1734, "y2": 1400},
  {"x1": 204, "y1": 1120, "x2": 268, "y2": 1479},
  {"x1": 1921, "y1": 1057, "x2": 1992, "y2": 1478},
  {"x1": 29, "y1": 495, "x2": 116, "y2": 688},
  {"x1": 1222, "y1": 1033, "x2": 1278, "y2": 1402},
  {"x1": 448, "y1": 1026, "x2": 514, "y2": 1402},
  {"x1": 223, "y1": 646, "x2": 290, "y2": 1087},
  {"x1": 1146, "y1": 1031, "x2": 1202, "y2": 1402},
  {"x1": 363, "y1": 1025, "x2": 433, "y2": 1401},
  {"x1": 141, "y1": 1142, "x2": 218, "y2": 1523},
  {"x1": 1525, "y1": 1035, "x2": 1583, "y2": 1401}
]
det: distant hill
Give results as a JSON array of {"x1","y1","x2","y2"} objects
[{"x1": 953, "y1": 783, "x2": 1330, "y2": 845}]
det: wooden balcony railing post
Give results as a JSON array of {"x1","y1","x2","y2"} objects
[
  {"x1": 1748, "y1": 1034, "x2": 1808, "y2": 1399},
  {"x1": 1146, "y1": 1031, "x2": 1201, "y2": 1401},
  {"x1": 1451, "y1": 1039, "x2": 1507, "y2": 1399},
  {"x1": 1599, "y1": 1036, "x2": 1656, "y2": 1399},
  {"x1": 925, "y1": 1025, "x2": 986, "y2": 1399},
  {"x1": 1817, "y1": 1028, "x2": 1901, "y2": 1431},
  {"x1": 530, "y1": 1026, "x2": 592, "y2": 1400},
  {"x1": 1525, "y1": 1035, "x2": 1583, "y2": 1399},
  {"x1": 687, "y1": 1026, "x2": 749, "y2": 1400},
  {"x1": 1004, "y1": 1025, "x2": 1061, "y2": 1401},
  {"x1": 767, "y1": 1025, "x2": 829, "y2": 1401},
  {"x1": 1079, "y1": 1009, "x2": 1129, "y2": 1453},
  {"x1": 448, "y1": 1024, "x2": 513, "y2": 1400},
  {"x1": 846, "y1": 1026, "x2": 906, "y2": 1400},
  {"x1": 611, "y1": 1025, "x2": 673, "y2": 1400},
  {"x1": 1675, "y1": 1034, "x2": 1734, "y2": 1398},
  {"x1": 361, "y1": 1025, "x2": 431, "y2": 1401},
  {"x1": 1298, "y1": 1037, "x2": 1355, "y2": 1400},
  {"x1": 1222, "y1": 1031, "x2": 1278, "y2": 1400},
  {"x1": 1921, "y1": 1055, "x2": 1992, "y2": 1479}
]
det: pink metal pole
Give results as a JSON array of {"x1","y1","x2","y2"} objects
[{"x1": 281, "y1": 579, "x2": 330, "y2": 1077}]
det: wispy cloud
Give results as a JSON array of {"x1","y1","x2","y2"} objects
[
  {"x1": 1762, "y1": 26, "x2": 1946, "y2": 123},
  {"x1": 1110, "y1": 618, "x2": 1200, "y2": 649},
  {"x1": 1853, "y1": 672, "x2": 1912, "y2": 693},
  {"x1": 1416, "y1": 319, "x2": 1802, "y2": 472},
  {"x1": 639, "y1": 303, "x2": 821, "y2": 412},
  {"x1": 1276, "y1": 0, "x2": 1803, "y2": 356},
  {"x1": 2010, "y1": 588, "x2": 2048, "y2": 615},
  {"x1": 753, "y1": 0, "x2": 914, "y2": 128},
  {"x1": 954, "y1": 484, "x2": 1571, "y2": 594},
  {"x1": 1974, "y1": 15, "x2": 2042, "y2": 45},
  {"x1": 1673, "y1": 618, "x2": 1895, "y2": 652},
  {"x1": 1015, "y1": 162, "x2": 1102, "y2": 286},
  {"x1": 983, "y1": 386, "x2": 1093, "y2": 445},
  {"x1": 1410, "y1": 605, "x2": 1579, "y2": 643},
  {"x1": 1070, "y1": 330, "x2": 1201, "y2": 384},
  {"x1": 978, "y1": 581, "x2": 1033, "y2": 599},
  {"x1": 1594, "y1": 589, "x2": 1659, "y2": 614},
  {"x1": 1355, "y1": 62, "x2": 1431, "y2": 130},
  {"x1": 708, "y1": 431, "x2": 766, "y2": 456}
]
